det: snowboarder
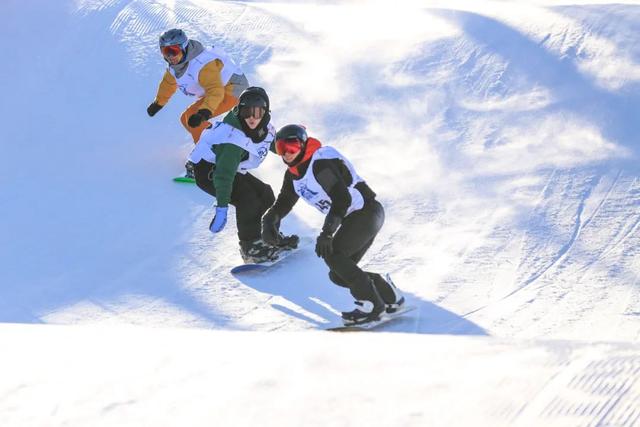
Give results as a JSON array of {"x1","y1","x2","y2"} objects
[
  {"x1": 146, "y1": 28, "x2": 249, "y2": 177},
  {"x1": 188, "y1": 87, "x2": 298, "y2": 263},
  {"x1": 261, "y1": 124, "x2": 405, "y2": 325}
]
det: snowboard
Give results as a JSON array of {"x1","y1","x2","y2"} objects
[
  {"x1": 325, "y1": 305, "x2": 416, "y2": 332},
  {"x1": 230, "y1": 237, "x2": 313, "y2": 274},
  {"x1": 173, "y1": 175, "x2": 195, "y2": 184},
  {"x1": 174, "y1": 161, "x2": 196, "y2": 183}
]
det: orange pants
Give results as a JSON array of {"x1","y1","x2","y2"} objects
[{"x1": 180, "y1": 92, "x2": 239, "y2": 143}]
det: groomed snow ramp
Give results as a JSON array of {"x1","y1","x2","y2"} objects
[
  {"x1": 3, "y1": 0, "x2": 640, "y2": 426},
  {"x1": 2, "y1": 324, "x2": 640, "y2": 427}
]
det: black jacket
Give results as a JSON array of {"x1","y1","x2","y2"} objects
[{"x1": 271, "y1": 157, "x2": 376, "y2": 234}]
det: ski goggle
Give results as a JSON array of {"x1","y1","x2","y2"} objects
[
  {"x1": 161, "y1": 44, "x2": 182, "y2": 57},
  {"x1": 275, "y1": 138, "x2": 303, "y2": 156},
  {"x1": 238, "y1": 105, "x2": 265, "y2": 120}
]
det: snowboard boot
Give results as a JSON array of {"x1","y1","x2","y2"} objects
[
  {"x1": 341, "y1": 279, "x2": 386, "y2": 325},
  {"x1": 382, "y1": 273, "x2": 405, "y2": 313},
  {"x1": 275, "y1": 233, "x2": 299, "y2": 250},
  {"x1": 368, "y1": 272, "x2": 406, "y2": 313},
  {"x1": 239, "y1": 239, "x2": 281, "y2": 264},
  {"x1": 184, "y1": 160, "x2": 196, "y2": 179}
]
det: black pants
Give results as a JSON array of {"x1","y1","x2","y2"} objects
[
  {"x1": 193, "y1": 160, "x2": 274, "y2": 242},
  {"x1": 323, "y1": 200, "x2": 395, "y2": 303}
]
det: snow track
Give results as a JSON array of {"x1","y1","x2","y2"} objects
[
  {"x1": 4, "y1": 324, "x2": 640, "y2": 426},
  {"x1": 4, "y1": 0, "x2": 640, "y2": 339},
  {"x1": 4, "y1": 1, "x2": 640, "y2": 425}
]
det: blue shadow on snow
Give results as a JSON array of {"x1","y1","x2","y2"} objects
[{"x1": 234, "y1": 246, "x2": 487, "y2": 335}]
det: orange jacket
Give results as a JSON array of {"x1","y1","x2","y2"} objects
[{"x1": 153, "y1": 59, "x2": 231, "y2": 113}]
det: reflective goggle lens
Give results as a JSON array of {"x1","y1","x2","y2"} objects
[
  {"x1": 161, "y1": 45, "x2": 182, "y2": 57},
  {"x1": 239, "y1": 106, "x2": 265, "y2": 120},
  {"x1": 275, "y1": 138, "x2": 303, "y2": 156}
]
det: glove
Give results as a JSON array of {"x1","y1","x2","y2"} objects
[
  {"x1": 147, "y1": 102, "x2": 163, "y2": 117},
  {"x1": 188, "y1": 108, "x2": 213, "y2": 128},
  {"x1": 209, "y1": 206, "x2": 228, "y2": 233},
  {"x1": 315, "y1": 232, "x2": 333, "y2": 258}
]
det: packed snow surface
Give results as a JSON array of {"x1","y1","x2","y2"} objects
[{"x1": 2, "y1": 0, "x2": 640, "y2": 425}]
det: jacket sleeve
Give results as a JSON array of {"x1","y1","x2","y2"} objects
[
  {"x1": 198, "y1": 59, "x2": 226, "y2": 114},
  {"x1": 154, "y1": 70, "x2": 177, "y2": 106},
  {"x1": 212, "y1": 143, "x2": 245, "y2": 207},
  {"x1": 271, "y1": 173, "x2": 299, "y2": 219}
]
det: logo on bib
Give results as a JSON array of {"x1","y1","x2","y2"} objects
[
  {"x1": 178, "y1": 83, "x2": 196, "y2": 97},
  {"x1": 298, "y1": 183, "x2": 319, "y2": 201}
]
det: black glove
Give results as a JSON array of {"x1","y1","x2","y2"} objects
[
  {"x1": 147, "y1": 102, "x2": 163, "y2": 117},
  {"x1": 315, "y1": 232, "x2": 333, "y2": 258},
  {"x1": 188, "y1": 108, "x2": 213, "y2": 128}
]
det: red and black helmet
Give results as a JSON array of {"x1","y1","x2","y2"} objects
[{"x1": 275, "y1": 124, "x2": 308, "y2": 165}]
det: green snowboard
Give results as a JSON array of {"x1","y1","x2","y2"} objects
[{"x1": 173, "y1": 176, "x2": 196, "y2": 184}]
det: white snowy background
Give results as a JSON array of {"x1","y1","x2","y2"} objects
[{"x1": 2, "y1": 0, "x2": 640, "y2": 425}]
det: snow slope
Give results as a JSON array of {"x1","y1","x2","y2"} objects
[
  {"x1": 3, "y1": 323, "x2": 640, "y2": 427},
  {"x1": 2, "y1": 0, "x2": 640, "y2": 424}
]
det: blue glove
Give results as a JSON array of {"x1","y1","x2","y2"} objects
[{"x1": 209, "y1": 206, "x2": 228, "y2": 233}]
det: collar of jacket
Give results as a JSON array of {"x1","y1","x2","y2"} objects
[
  {"x1": 169, "y1": 40, "x2": 205, "y2": 78},
  {"x1": 288, "y1": 137, "x2": 322, "y2": 177},
  {"x1": 223, "y1": 110, "x2": 242, "y2": 129}
]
